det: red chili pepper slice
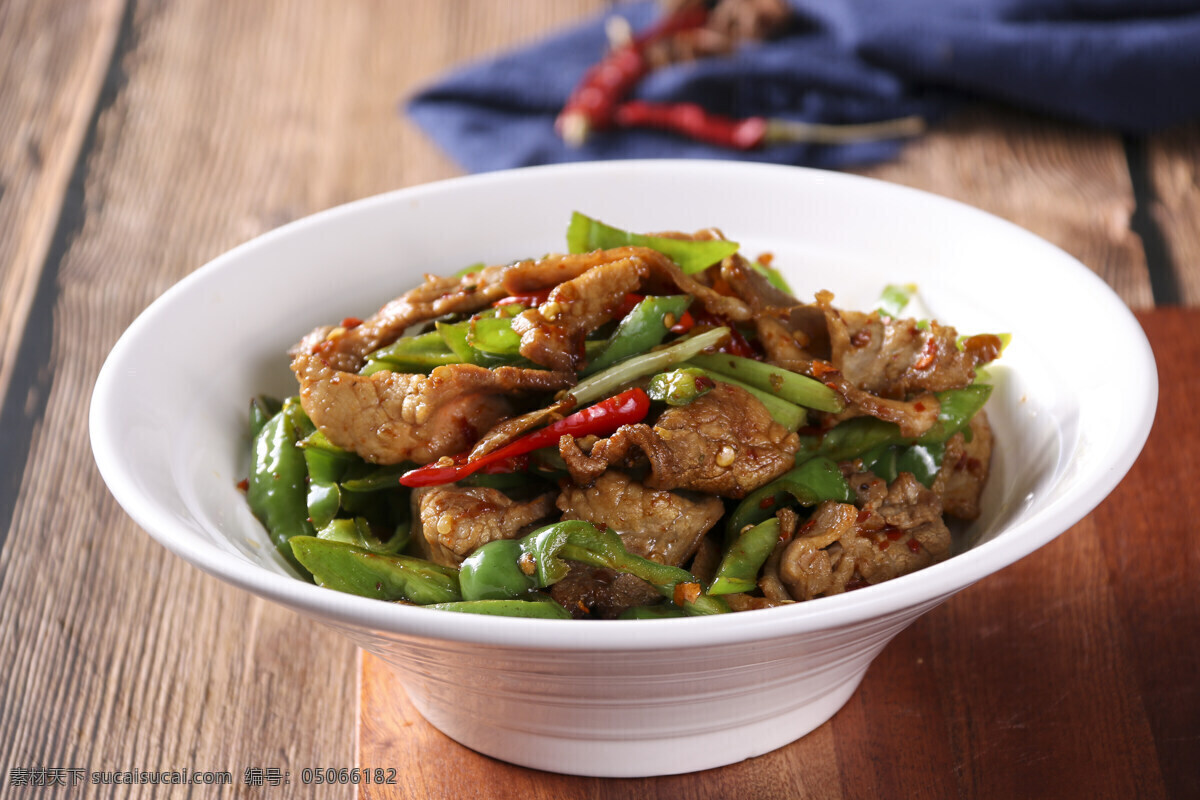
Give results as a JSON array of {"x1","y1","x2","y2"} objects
[
  {"x1": 399, "y1": 388, "x2": 651, "y2": 487},
  {"x1": 493, "y1": 287, "x2": 554, "y2": 308},
  {"x1": 669, "y1": 310, "x2": 695, "y2": 334}
]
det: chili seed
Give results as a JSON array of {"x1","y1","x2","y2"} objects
[{"x1": 715, "y1": 445, "x2": 736, "y2": 467}]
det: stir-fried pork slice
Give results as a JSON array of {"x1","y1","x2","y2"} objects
[
  {"x1": 827, "y1": 307, "x2": 999, "y2": 399},
  {"x1": 414, "y1": 485, "x2": 556, "y2": 567},
  {"x1": 511, "y1": 254, "x2": 650, "y2": 371},
  {"x1": 295, "y1": 262, "x2": 514, "y2": 373},
  {"x1": 556, "y1": 471, "x2": 724, "y2": 566},
  {"x1": 294, "y1": 249, "x2": 665, "y2": 373},
  {"x1": 757, "y1": 314, "x2": 940, "y2": 437},
  {"x1": 560, "y1": 383, "x2": 799, "y2": 498},
  {"x1": 509, "y1": 244, "x2": 755, "y2": 372},
  {"x1": 779, "y1": 472, "x2": 953, "y2": 601},
  {"x1": 779, "y1": 501, "x2": 860, "y2": 600},
  {"x1": 848, "y1": 470, "x2": 952, "y2": 581},
  {"x1": 933, "y1": 410, "x2": 992, "y2": 520},
  {"x1": 723, "y1": 257, "x2": 830, "y2": 353},
  {"x1": 293, "y1": 355, "x2": 571, "y2": 463}
]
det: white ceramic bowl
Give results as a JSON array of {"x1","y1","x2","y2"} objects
[{"x1": 90, "y1": 161, "x2": 1156, "y2": 777}]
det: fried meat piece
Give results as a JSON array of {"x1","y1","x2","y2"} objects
[
  {"x1": 933, "y1": 410, "x2": 993, "y2": 520},
  {"x1": 292, "y1": 356, "x2": 571, "y2": 464},
  {"x1": 560, "y1": 383, "x2": 799, "y2": 498},
  {"x1": 827, "y1": 308, "x2": 996, "y2": 399},
  {"x1": 556, "y1": 471, "x2": 724, "y2": 566},
  {"x1": 414, "y1": 485, "x2": 556, "y2": 567},
  {"x1": 779, "y1": 472, "x2": 953, "y2": 601}
]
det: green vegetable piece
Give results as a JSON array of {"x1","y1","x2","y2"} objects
[
  {"x1": 709, "y1": 518, "x2": 781, "y2": 596},
  {"x1": 453, "y1": 261, "x2": 486, "y2": 278},
  {"x1": 647, "y1": 368, "x2": 715, "y2": 406},
  {"x1": 617, "y1": 604, "x2": 689, "y2": 620},
  {"x1": 436, "y1": 320, "x2": 534, "y2": 368},
  {"x1": 460, "y1": 521, "x2": 728, "y2": 616},
  {"x1": 436, "y1": 320, "x2": 477, "y2": 364},
  {"x1": 569, "y1": 326, "x2": 729, "y2": 408},
  {"x1": 681, "y1": 364, "x2": 807, "y2": 431},
  {"x1": 582, "y1": 295, "x2": 692, "y2": 377},
  {"x1": 895, "y1": 442, "x2": 945, "y2": 487},
  {"x1": 459, "y1": 539, "x2": 541, "y2": 600},
  {"x1": 687, "y1": 353, "x2": 845, "y2": 413},
  {"x1": 249, "y1": 395, "x2": 282, "y2": 440},
  {"x1": 917, "y1": 384, "x2": 993, "y2": 445},
  {"x1": 468, "y1": 315, "x2": 522, "y2": 355},
  {"x1": 425, "y1": 599, "x2": 572, "y2": 619},
  {"x1": 340, "y1": 463, "x2": 413, "y2": 493},
  {"x1": 247, "y1": 397, "x2": 316, "y2": 573},
  {"x1": 750, "y1": 260, "x2": 793, "y2": 294},
  {"x1": 566, "y1": 212, "x2": 739, "y2": 274},
  {"x1": 317, "y1": 517, "x2": 409, "y2": 556},
  {"x1": 289, "y1": 536, "x2": 460, "y2": 604},
  {"x1": 804, "y1": 385, "x2": 993, "y2": 465},
  {"x1": 877, "y1": 283, "x2": 918, "y2": 318},
  {"x1": 361, "y1": 331, "x2": 460, "y2": 376},
  {"x1": 300, "y1": 430, "x2": 354, "y2": 529},
  {"x1": 726, "y1": 457, "x2": 854, "y2": 537}
]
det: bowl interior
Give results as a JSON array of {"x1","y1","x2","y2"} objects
[{"x1": 90, "y1": 161, "x2": 1155, "y2": 649}]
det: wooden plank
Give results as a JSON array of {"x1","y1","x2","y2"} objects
[
  {"x1": 1147, "y1": 123, "x2": 1200, "y2": 305},
  {"x1": 357, "y1": 312, "x2": 1194, "y2": 799},
  {"x1": 0, "y1": 1, "x2": 608, "y2": 798},
  {"x1": 0, "y1": 0, "x2": 125, "y2": 431},
  {"x1": 854, "y1": 106, "x2": 1155, "y2": 309}
]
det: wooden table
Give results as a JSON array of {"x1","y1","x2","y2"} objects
[{"x1": 0, "y1": 2, "x2": 1195, "y2": 798}]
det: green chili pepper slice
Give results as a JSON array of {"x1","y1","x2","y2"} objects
[
  {"x1": 617, "y1": 604, "x2": 689, "y2": 620},
  {"x1": 289, "y1": 536, "x2": 460, "y2": 604},
  {"x1": 582, "y1": 295, "x2": 692, "y2": 376},
  {"x1": 566, "y1": 212, "x2": 739, "y2": 275},
  {"x1": 709, "y1": 518, "x2": 782, "y2": 596},
  {"x1": 459, "y1": 521, "x2": 729, "y2": 616},
  {"x1": 726, "y1": 456, "x2": 854, "y2": 538},
  {"x1": 247, "y1": 397, "x2": 316, "y2": 574},
  {"x1": 647, "y1": 367, "x2": 716, "y2": 406},
  {"x1": 425, "y1": 598, "x2": 572, "y2": 619},
  {"x1": 687, "y1": 353, "x2": 845, "y2": 413},
  {"x1": 249, "y1": 395, "x2": 282, "y2": 440}
]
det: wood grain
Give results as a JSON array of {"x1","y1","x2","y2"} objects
[
  {"x1": 0, "y1": 0, "x2": 125, "y2": 425},
  {"x1": 357, "y1": 311, "x2": 1195, "y2": 800},
  {"x1": 854, "y1": 106, "x2": 1155, "y2": 309},
  {"x1": 1148, "y1": 123, "x2": 1200, "y2": 305},
  {"x1": 0, "y1": 1, "x2": 591, "y2": 798}
]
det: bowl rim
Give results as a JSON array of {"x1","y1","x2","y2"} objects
[{"x1": 89, "y1": 159, "x2": 1158, "y2": 651}]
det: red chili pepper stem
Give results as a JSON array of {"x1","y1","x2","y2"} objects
[{"x1": 399, "y1": 388, "x2": 652, "y2": 487}]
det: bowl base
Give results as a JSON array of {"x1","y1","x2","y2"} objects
[{"x1": 404, "y1": 669, "x2": 867, "y2": 778}]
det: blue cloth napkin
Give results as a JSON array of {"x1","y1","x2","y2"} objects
[{"x1": 407, "y1": 0, "x2": 1200, "y2": 173}]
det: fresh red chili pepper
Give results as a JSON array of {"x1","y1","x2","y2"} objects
[
  {"x1": 399, "y1": 388, "x2": 652, "y2": 487},
  {"x1": 493, "y1": 287, "x2": 554, "y2": 308},
  {"x1": 556, "y1": 6, "x2": 709, "y2": 145},
  {"x1": 669, "y1": 310, "x2": 695, "y2": 334},
  {"x1": 612, "y1": 292, "x2": 644, "y2": 320},
  {"x1": 691, "y1": 309, "x2": 758, "y2": 358},
  {"x1": 615, "y1": 100, "x2": 768, "y2": 150}
]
